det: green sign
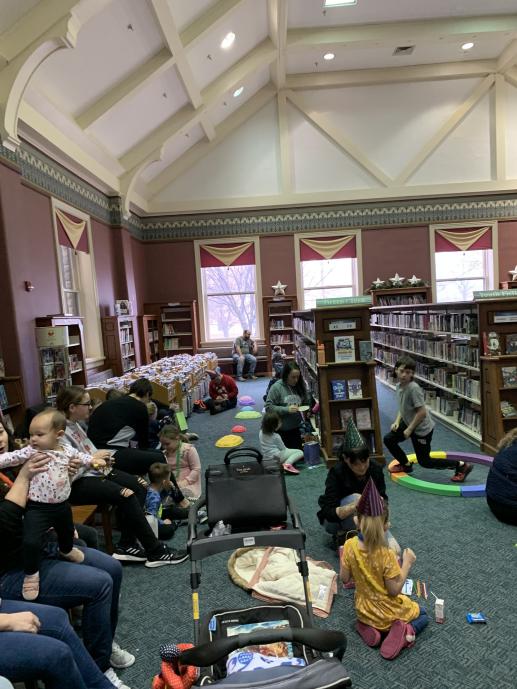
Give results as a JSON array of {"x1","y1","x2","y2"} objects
[
  {"x1": 316, "y1": 296, "x2": 372, "y2": 307},
  {"x1": 473, "y1": 290, "x2": 517, "y2": 300}
]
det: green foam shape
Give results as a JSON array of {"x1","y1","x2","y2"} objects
[
  {"x1": 397, "y1": 475, "x2": 462, "y2": 496},
  {"x1": 235, "y1": 410, "x2": 262, "y2": 419}
]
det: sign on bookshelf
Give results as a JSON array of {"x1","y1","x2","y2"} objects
[
  {"x1": 474, "y1": 290, "x2": 517, "y2": 300},
  {"x1": 316, "y1": 296, "x2": 372, "y2": 307}
]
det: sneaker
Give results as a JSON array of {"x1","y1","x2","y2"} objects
[
  {"x1": 104, "y1": 667, "x2": 130, "y2": 689},
  {"x1": 249, "y1": 375, "x2": 258, "y2": 380},
  {"x1": 186, "y1": 432, "x2": 199, "y2": 441},
  {"x1": 380, "y1": 620, "x2": 412, "y2": 660},
  {"x1": 197, "y1": 508, "x2": 208, "y2": 524},
  {"x1": 237, "y1": 377, "x2": 246, "y2": 382},
  {"x1": 282, "y1": 463, "x2": 300, "y2": 475},
  {"x1": 112, "y1": 545, "x2": 146, "y2": 562},
  {"x1": 356, "y1": 621, "x2": 381, "y2": 647},
  {"x1": 451, "y1": 462, "x2": 473, "y2": 483},
  {"x1": 111, "y1": 641, "x2": 135, "y2": 669},
  {"x1": 388, "y1": 462, "x2": 413, "y2": 474},
  {"x1": 145, "y1": 547, "x2": 188, "y2": 568}
]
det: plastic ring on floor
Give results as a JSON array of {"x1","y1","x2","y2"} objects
[{"x1": 388, "y1": 451, "x2": 492, "y2": 497}]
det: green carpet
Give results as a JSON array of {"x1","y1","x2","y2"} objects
[{"x1": 115, "y1": 379, "x2": 516, "y2": 689}]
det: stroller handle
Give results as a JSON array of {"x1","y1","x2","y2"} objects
[
  {"x1": 179, "y1": 628, "x2": 346, "y2": 666},
  {"x1": 223, "y1": 447, "x2": 263, "y2": 465}
]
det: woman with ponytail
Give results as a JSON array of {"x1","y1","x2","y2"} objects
[{"x1": 340, "y1": 478, "x2": 429, "y2": 660}]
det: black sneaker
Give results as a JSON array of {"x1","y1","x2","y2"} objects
[
  {"x1": 145, "y1": 547, "x2": 188, "y2": 568},
  {"x1": 112, "y1": 545, "x2": 146, "y2": 562}
]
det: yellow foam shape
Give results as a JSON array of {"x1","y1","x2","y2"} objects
[
  {"x1": 215, "y1": 434, "x2": 244, "y2": 448},
  {"x1": 405, "y1": 450, "x2": 447, "y2": 464}
]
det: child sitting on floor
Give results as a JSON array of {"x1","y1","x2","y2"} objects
[
  {"x1": 159, "y1": 424, "x2": 201, "y2": 499},
  {"x1": 145, "y1": 462, "x2": 177, "y2": 540},
  {"x1": 340, "y1": 477, "x2": 428, "y2": 660},
  {"x1": 0, "y1": 409, "x2": 105, "y2": 600},
  {"x1": 259, "y1": 410, "x2": 304, "y2": 475}
]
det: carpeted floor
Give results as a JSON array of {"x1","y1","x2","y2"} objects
[{"x1": 115, "y1": 378, "x2": 516, "y2": 689}]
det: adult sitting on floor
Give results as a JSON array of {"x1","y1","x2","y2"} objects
[
  {"x1": 56, "y1": 386, "x2": 187, "y2": 566},
  {"x1": 317, "y1": 419, "x2": 390, "y2": 548},
  {"x1": 486, "y1": 428, "x2": 517, "y2": 526},
  {"x1": 0, "y1": 450, "x2": 132, "y2": 689},
  {"x1": 206, "y1": 369, "x2": 239, "y2": 415},
  {"x1": 87, "y1": 378, "x2": 167, "y2": 476}
]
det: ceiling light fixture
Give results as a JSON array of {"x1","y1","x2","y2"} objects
[
  {"x1": 461, "y1": 42, "x2": 474, "y2": 50},
  {"x1": 221, "y1": 32, "x2": 236, "y2": 49},
  {"x1": 324, "y1": 0, "x2": 357, "y2": 7},
  {"x1": 323, "y1": 52, "x2": 335, "y2": 60},
  {"x1": 233, "y1": 86, "x2": 244, "y2": 98}
]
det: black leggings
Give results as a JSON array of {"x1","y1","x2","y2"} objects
[
  {"x1": 111, "y1": 448, "x2": 166, "y2": 476},
  {"x1": 487, "y1": 496, "x2": 517, "y2": 526},
  {"x1": 69, "y1": 471, "x2": 161, "y2": 556},
  {"x1": 383, "y1": 421, "x2": 457, "y2": 470},
  {"x1": 278, "y1": 427, "x2": 303, "y2": 451},
  {"x1": 24, "y1": 501, "x2": 74, "y2": 575}
]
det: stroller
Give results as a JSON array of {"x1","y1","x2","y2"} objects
[{"x1": 179, "y1": 447, "x2": 352, "y2": 688}]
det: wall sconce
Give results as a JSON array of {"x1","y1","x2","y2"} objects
[{"x1": 24, "y1": 281, "x2": 35, "y2": 292}]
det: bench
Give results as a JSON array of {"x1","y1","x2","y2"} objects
[{"x1": 198, "y1": 345, "x2": 270, "y2": 377}]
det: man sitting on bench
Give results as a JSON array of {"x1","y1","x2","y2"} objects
[{"x1": 232, "y1": 329, "x2": 258, "y2": 381}]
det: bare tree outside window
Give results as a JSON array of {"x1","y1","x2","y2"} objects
[
  {"x1": 301, "y1": 258, "x2": 357, "y2": 308},
  {"x1": 202, "y1": 264, "x2": 258, "y2": 340},
  {"x1": 435, "y1": 250, "x2": 492, "y2": 302}
]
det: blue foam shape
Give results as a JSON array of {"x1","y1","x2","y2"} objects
[
  {"x1": 241, "y1": 405, "x2": 254, "y2": 411},
  {"x1": 460, "y1": 484, "x2": 486, "y2": 498}
]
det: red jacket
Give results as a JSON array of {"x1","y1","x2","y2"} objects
[{"x1": 209, "y1": 374, "x2": 238, "y2": 401}]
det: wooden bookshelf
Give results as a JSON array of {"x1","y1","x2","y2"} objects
[
  {"x1": 139, "y1": 314, "x2": 161, "y2": 364},
  {"x1": 293, "y1": 302, "x2": 383, "y2": 466},
  {"x1": 262, "y1": 295, "x2": 297, "y2": 374},
  {"x1": 101, "y1": 316, "x2": 139, "y2": 376},
  {"x1": 144, "y1": 301, "x2": 199, "y2": 357},
  {"x1": 0, "y1": 376, "x2": 25, "y2": 433}
]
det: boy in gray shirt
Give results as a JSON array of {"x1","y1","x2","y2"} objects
[{"x1": 384, "y1": 356, "x2": 473, "y2": 482}]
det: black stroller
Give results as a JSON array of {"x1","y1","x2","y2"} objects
[{"x1": 180, "y1": 447, "x2": 352, "y2": 688}]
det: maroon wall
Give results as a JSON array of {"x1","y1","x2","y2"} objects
[
  {"x1": 143, "y1": 241, "x2": 197, "y2": 303},
  {"x1": 92, "y1": 219, "x2": 125, "y2": 317},
  {"x1": 259, "y1": 235, "x2": 297, "y2": 299},
  {"x1": 497, "y1": 221, "x2": 517, "y2": 281},
  {"x1": 361, "y1": 225, "x2": 431, "y2": 289}
]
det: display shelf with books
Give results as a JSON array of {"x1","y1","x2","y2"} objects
[
  {"x1": 139, "y1": 315, "x2": 161, "y2": 364},
  {"x1": 0, "y1": 376, "x2": 25, "y2": 432},
  {"x1": 262, "y1": 296, "x2": 297, "y2": 374},
  {"x1": 101, "y1": 316, "x2": 139, "y2": 376},
  {"x1": 293, "y1": 303, "x2": 382, "y2": 466},
  {"x1": 370, "y1": 285, "x2": 432, "y2": 306},
  {"x1": 371, "y1": 301, "x2": 481, "y2": 443},
  {"x1": 35, "y1": 316, "x2": 87, "y2": 403},
  {"x1": 144, "y1": 301, "x2": 199, "y2": 357}
]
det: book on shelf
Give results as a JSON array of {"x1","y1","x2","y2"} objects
[
  {"x1": 334, "y1": 335, "x2": 355, "y2": 363},
  {"x1": 1, "y1": 412, "x2": 13, "y2": 433},
  {"x1": 359, "y1": 340, "x2": 373, "y2": 361},
  {"x1": 0, "y1": 385, "x2": 7, "y2": 409},
  {"x1": 501, "y1": 366, "x2": 517, "y2": 388},
  {"x1": 330, "y1": 379, "x2": 347, "y2": 400},
  {"x1": 355, "y1": 407, "x2": 372, "y2": 430},
  {"x1": 500, "y1": 400, "x2": 517, "y2": 418},
  {"x1": 505, "y1": 334, "x2": 517, "y2": 354},
  {"x1": 340, "y1": 408, "x2": 354, "y2": 429},
  {"x1": 347, "y1": 379, "x2": 363, "y2": 399}
]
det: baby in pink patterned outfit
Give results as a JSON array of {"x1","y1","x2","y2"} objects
[{"x1": 0, "y1": 408, "x2": 105, "y2": 600}]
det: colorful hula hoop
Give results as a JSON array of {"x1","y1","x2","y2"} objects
[{"x1": 389, "y1": 451, "x2": 492, "y2": 497}]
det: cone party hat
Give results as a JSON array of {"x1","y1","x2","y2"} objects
[
  {"x1": 342, "y1": 417, "x2": 367, "y2": 452},
  {"x1": 356, "y1": 477, "x2": 385, "y2": 517}
]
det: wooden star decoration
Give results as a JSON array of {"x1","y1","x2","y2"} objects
[
  {"x1": 509, "y1": 266, "x2": 517, "y2": 280},
  {"x1": 372, "y1": 277, "x2": 385, "y2": 289},
  {"x1": 408, "y1": 275, "x2": 421, "y2": 286},
  {"x1": 389, "y1": 273, "x2": 405, "y2": 287},
  {"x1": 272, "y1": 280, "x2": 287, "y2": 297}
]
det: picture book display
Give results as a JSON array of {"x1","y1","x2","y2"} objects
[
  {"x1": 0, "y1": 385, "x2": 7, "y2": 410},
  {"x1": 500, "y1": 400, "x2": 517, "y2": 418},
  {"x1": 340, "y1": 408, "x2": 354, "y2": 429},
  {"x1": 347, "y1": 379, "x2": 363, "y2": 399},
  {"x1": 334, "y1": 335, "x2": 355, "y2": 362},
  {"x1": 506, "y1": 334, "x2": 517, "y2": 354},
  {"x1": 330, "y1": 379, "x2": 347, "y2": 400},
  {"x1": 355, "y1": 407, "x2": 372, "y2": 430},
  {"x1": 359, "y1": 340, "x2": 373, "y2": 361},
  {"x1": 501, "y1": 366, "x2": 517, "y2": 388}
]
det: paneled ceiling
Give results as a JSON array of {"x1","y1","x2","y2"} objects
[{"x1": 1, "y1": 0, "x2": 517, "y2": 215}]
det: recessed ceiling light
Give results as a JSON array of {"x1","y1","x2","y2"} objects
[
  {"x1": 221, "y1": 32, "x2": 235, "y2": 49},
  {"x1": 461, "y1": 42, "x2": 474, "y2": 51},
  {"x1": 233, "y1": 86, "x2": 244, "y2": 98},
  {"x1": 324, "y1": 0, "x2": 357, "y2": 7},
  {"x1": 323, "y1": 52, "x2": 335, "y2": 60}
]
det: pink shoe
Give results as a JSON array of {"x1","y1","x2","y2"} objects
[
  {"x1": 356, "y1": 621, "x2": 381, "y2": 648},
  {"x1": 283, "y1": 463, "x2": 300, "y2": 475},
  {"x1": 380, "y1": 620, "x2": 413, "y2": 660}
]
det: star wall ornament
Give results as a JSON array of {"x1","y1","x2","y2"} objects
[
  {"x1": 372, "y1": 277, "x2": 385, "y2": 289},
  {"x1": 389, "y1": 273, "x2": 405, "y2": 287},
  {"x1": 272, "y1": 280, "x2": 287, "y2": 298},
  {"x1": 509, "y1": 266, "x2": 517, "y2": 280},
  {"x1": 408, "y1": 275, "x2": 421, "y2": 286}
]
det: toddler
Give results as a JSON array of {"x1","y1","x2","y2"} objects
[
  {"x1": 0, "y1": 409, "x2": 104, "y2": 600},
  {"x1": 147, "y1": 400, "x2": 161, "y2": 449},
  {"x1": 271, "y1": 345, "x2": 286, "y2": 378},
  {"x1": 145, "y1": 462, "x2": 177, "y2": 540},
  {"x1": 159, "y1": 424, "x2": 201, "y2": 499},
  {"x1": 341, "y1": 477, "x2": 428, "y2": 660},
  {"x1": 259, "y1": 411, "x2": 304, "y2": 475}
]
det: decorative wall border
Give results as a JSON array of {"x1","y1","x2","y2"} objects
[{"x1": 2, "y1": 142, "x2": 517, "y2": 241}]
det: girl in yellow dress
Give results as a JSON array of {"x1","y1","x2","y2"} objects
[{"x1": 341, "y1": 477, "x2": 429, "y2": 660}]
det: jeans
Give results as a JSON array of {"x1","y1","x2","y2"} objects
[
  {"x1": 383, "y1": 421, "x2": 457, "y2": 470},
  {"x1": 233, "y1": 353, "x2": 257, "y2": 378},
  {"x1": 0, "y1": 600, "x2": 112, "y2": 689},
  {"x1": 0, "y1": 546, "x2": 122, "y2": 672},
  {"x1": 410, "y1": 606, "x2": 430, "y2": 635}
]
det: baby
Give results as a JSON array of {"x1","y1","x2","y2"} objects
[{"x1": 0, "y1": 408, "x2": 105, "y2": 600}]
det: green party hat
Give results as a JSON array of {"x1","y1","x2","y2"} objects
[{"x1": 342, "y1": 417, "x2": 367, "y2": 452}]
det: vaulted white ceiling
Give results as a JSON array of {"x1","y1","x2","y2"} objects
[{"x1": 1, "y1": 0, "x2": 517, "y2": 216}]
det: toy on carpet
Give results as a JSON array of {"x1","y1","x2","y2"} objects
[
  {"x1": 238, "y1": 395, "x2": 255, "y2": 406},
  {"x1": 240, "y1": 405, "x2": 254, "y2": 412},
  {"x1": 231, "y1": 424, "x2": 247, "y2": 433},
  {"x1": 389, "y1": 450, "x2": 492, "y2": 497},
  {"x1": 152, "y1": 642, "x2": 199, "y2": 689},
  {"x1": 215, "y1": 434, "x2": 244, "y2": 448},
  {"x1": 235, "y1": 410, "x2": 262, "y2": 419}
]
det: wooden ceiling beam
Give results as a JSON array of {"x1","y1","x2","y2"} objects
[{"x1": 267, "y1": 0, "x2": 288, "y2": 89}]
